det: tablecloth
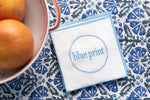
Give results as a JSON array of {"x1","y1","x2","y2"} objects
[{"x1": 1, "y1": 0, "x2": 150, "y2": 99}]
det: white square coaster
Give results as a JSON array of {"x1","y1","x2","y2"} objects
[{"x1": 50, "y1": 12, "x2": 128, "y2": 92}]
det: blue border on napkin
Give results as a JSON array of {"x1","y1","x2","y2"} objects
[{"x1": 50, "y1": 12, "x2": 129, "y2": 92}]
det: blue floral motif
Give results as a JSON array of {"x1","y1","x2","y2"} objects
[
  {"x1": 29, "y1": 86, "x2": 48, "y2": 100},
  {"x1": 127, "y1": 86, "x2": 147, "y2": 99},
  {"x1": 77, "y1": 86, "x2": 98, "y2": 100},
  {"x1": 115, "y1": 26, "x2": 123, "y2": 38},
  {"x1": 32, "y1": 48, "x2": 50, "y2": 75},
  {"x1": 103, "y1": 80, "x2": 118, "y2": 92},
  {"x1": 126, "y1": 8, "x2": 146, "y2": 35},
  {"x1": 128, "y1": 47, "x2": 147, "y2": 75},
  {"x1": 103, "y1": 0, "x2": 119, "y2": 15},
  {"x1": 7, "y1": 77, "x2": 23, "y2": 91},
  {"x1": 57, "y1": 0, "x2": 70, "y2": 15},
  {"x1": 54, "y1": 72, "x2": 64, "y2": 92},
  {"x1": 115, "y1": 25, "x2": 123, "y2": 48},
  {"x1": 82, "y1": 9, "x2": 98, "y2": 19}
]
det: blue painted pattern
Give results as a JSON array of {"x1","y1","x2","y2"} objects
[
  {"x1": 32, "y1": 48, "x2": 50, "y2": 75},
  {"x1": 128, "y1": 47, "x2": 147, "y2": 75},
  {"x1": 126, "y1": 8, "x2": 146, "y2": 35}
]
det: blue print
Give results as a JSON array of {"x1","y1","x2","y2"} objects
[
  {"x1": 127, "y1": 86, "x2": 147, "y2": 99},
  {"x1": 32, "y1": 48, "x2": 50, "y2": 75},
  {"x1": 126, "y1": 8, "x2": 146, "y2": 35},
  {"x1": 29, "y1": 86, "x2": 48, "y2": 100},
  {"x1": 103, "y1": 0, "x2": 118, "y2": 15},
  {"x1": 128, "y1": 47, "x2": 147, "y2": 75}
]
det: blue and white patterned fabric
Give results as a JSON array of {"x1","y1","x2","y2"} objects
[
  {"x1": 50, "y1": 12, "x2": 128, "y2": 92},
  {"x1": 1, "y1": 0, "x2": 150, "y2": 99}
]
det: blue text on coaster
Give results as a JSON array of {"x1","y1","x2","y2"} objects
[{"x1": 50, "y1": 12, "x2": 128, "y2": 92}]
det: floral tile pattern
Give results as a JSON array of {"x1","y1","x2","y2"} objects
[{"x1": 1, "y1": 0, "x2": 150, "y2": 99}]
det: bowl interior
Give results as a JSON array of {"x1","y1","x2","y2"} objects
[{"x1": 0, "y1": 0, "x2": 48, "y2": 82}]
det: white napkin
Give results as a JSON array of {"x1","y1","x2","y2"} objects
[{"x1": 50, "y1": 12, "x2": 128, "y2": 92}]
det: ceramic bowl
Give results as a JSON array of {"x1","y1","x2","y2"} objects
[{"x1": 0, "y1": 0, "x2": 60, "y2": 83}]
